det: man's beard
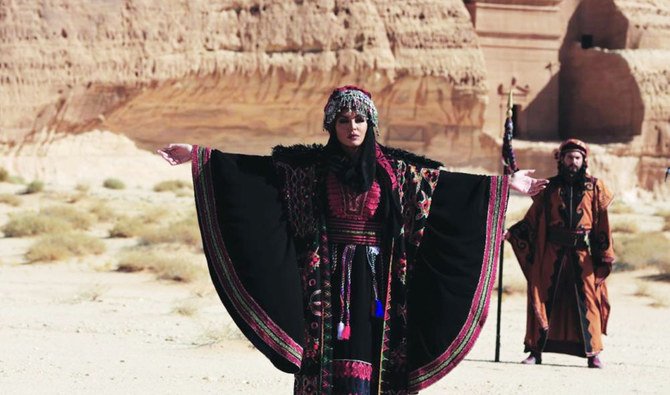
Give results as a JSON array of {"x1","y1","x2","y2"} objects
[{"x1": 558, "y1": 162, "x2": 587, "y2": 184}]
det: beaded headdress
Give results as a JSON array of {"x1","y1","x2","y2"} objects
[{"x1": 323, "y1": 85, "x2": 379, "y2": 132}]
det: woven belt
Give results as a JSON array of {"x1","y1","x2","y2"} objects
[
  {"x1": 327, "y1": 217, "x2": 383, "y2": 246},
  {"x1": 547, "y1": 228, "x2": 589, "y2": 249}
]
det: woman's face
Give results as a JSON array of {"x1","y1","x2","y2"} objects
[{"x1": 334, "y1": 110, "x2": 368, "y2": 153}]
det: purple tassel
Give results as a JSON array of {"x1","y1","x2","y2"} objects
[
  {"x1": 374, "y1": 299, "x2": 383, "y2": 318},
  {"x1": 337, "y1": 321, "x2": 345, "y2": 340}
]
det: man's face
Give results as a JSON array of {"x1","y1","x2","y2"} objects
[{"x1": 561, "y1": 151, "x2": 584, "y2": 173}]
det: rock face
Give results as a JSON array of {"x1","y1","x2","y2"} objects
[
  {"x1": 1, "y1": 0, "x2": 669, "y2": 195},
  {"x1": 0, "y1": 0, "x2": 489, "y2": 169},
  {"x1": 559, "y1": 0, "x2": 670, "y2": 192},
  {"x1": 466, "y1": 0, "x2": 565, "y2": 141}
]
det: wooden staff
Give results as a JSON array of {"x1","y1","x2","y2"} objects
[{"x1": 496, "y1": 91, "x2": 518, "y2": 362}]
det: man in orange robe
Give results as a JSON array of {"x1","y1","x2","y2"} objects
[{"x1": 507, "y1": 139, "x2": 614, "y2": 368}]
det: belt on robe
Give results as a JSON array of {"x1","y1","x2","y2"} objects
[{"x1": 547, "y1": 228, "x2": 589, "y2": 250}]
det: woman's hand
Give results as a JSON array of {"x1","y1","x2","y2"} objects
[
  {"x1": 157, "y1": 144, "x2": 193, "y2": 165},
  {"x1": 509, "y1": 169, "x2": 549, "y2": 196}
]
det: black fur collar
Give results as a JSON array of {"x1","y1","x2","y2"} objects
[
  {"x1": 271, "y1": 143, "x2": 443, "y2": 169},
  {"x1": 379, "y1": 145, "x2": 443, "y2": 168}
]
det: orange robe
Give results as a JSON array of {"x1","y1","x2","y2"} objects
[{"x1": 508, "y1": 175, "x2": 614, "y2": 357}]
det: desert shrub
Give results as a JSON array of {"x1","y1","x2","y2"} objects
[
  {"x1": 88, "y1": 201, "x2": 116, "y2": 222},
  {"x1": 8, "y1": 176, "x2": 25, "y2": 184},
  {"x1": 75, "y1": 183, "x2": 90, "y2": 192},
  {"x1": 609, "y1": 201, "x2": 633, "y2": 214},
  {"x1": 41, "y1": 205, "x2": 95, "y2": 230},
  {"x1": 109, "y1": 216, "x2": 151, "y2": 238},
  {"x1": 25, "y1": 232, "x2": 105, "y2": 262},
  {"x1": 174, "y1": 189, "x2": 192, "y2": 198},
  {"x1": 103, "y1": 178, "x2": 125, "y2": 190},
  {"x1": 116, "y1": 249, "x2": 205, "y2": 282},
  {"x1": 664, "y1": 217, "x2": 670, "y2": 232},
  {"x1": 64, "y1": 192, "x2": 88, "y2": 204},
  {"x1": 616, "y1": 232, "x2": 670, "y2": 271},
  {"x1": 23, "y1": 180, "x2": 44, "y2": 194},
  {"x1": 657, "y1": 261, "x2": 670, "y2": 279},
  {"x1": 0, "y1": 167, "x2": 8, "y2": 182},
  {"x1": 153, "y1": 179, "x2": 191, "y2": 192},
  {"x1": 611, "y1": 219, "x2": 639, "y2": 234},
  {"x1": 634, "y1": 280, "x2": 669, "y2": 308},
  {"x1": 194, "y1": 324, "x2": 245, "y2": 345},
  {"x1": 2, "y1": 212, "x2": 73, "y2": 237},
  {"x1": 141, "y1": 206, "x2": 169, "y2": 224},
  {"x1": 109, "y1": 207, "x2": 172, "y2": 238},
  {"x1": 172, "y1": 299, "x2": 199, "y2": 316},
  {"x1": 138, "y1": 217, "x2": 201, "y2": 247},
  {"x1": 0, "y1": 194, "x2": 21, "y2": 207}
]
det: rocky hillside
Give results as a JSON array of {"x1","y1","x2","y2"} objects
[{"x1": 0, "y1": 1, "x2": 488, "y2": 163}]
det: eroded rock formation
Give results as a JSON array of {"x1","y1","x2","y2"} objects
[
  {"x1": 560, "y1": 0, "x2": 670, "y2": 191},
  {"x1": 0, "y1": 0, "x2": 489, "y2": 172},
  {"x1": 1, "y1": 0, "x2": 669, "y2": 194}
]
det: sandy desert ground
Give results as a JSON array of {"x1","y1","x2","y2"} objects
[{"x1": 1, "y1": 154, "x2": 669, "y2": 395}]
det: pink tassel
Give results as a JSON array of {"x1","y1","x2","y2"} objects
[
  {"x1": 341, "y1": 324, "x2": 351, "y2": 340},
  {"x1": 337, "y1": 321, "x2": 345, "y2": 340}
]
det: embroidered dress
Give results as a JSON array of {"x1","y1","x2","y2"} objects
[{"x1": 191, "y1": 143, "x2": 509, "y2": 394}]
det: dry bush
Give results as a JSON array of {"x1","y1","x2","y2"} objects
[
  {"x1": 71, "y1": 284, "x2": 108, "y2": 303},
  {"x1": 64, "y1": 192, "x2": 88, "y2": 204},
  {"x1": 9, "y1": 176, "x2": 25, "y2": 184},
  {"x1": 2, "y1": 212, "x2": 73, "y2": 237},
  {"x1": 142, "y1": 206, "x2": 170, "y2": 224},
  {"x1": 172, "y1": 299, "x2": 199, "y2": 316},
  {"x1": 649, "y1": 298, "x2": 669, "y2": 308},
  {"x1": 193, "y1": 324, "x2": 245, "y2": 346},
  {"x1": 175, "y1": 189, "x2": 193, "y2": 198},
  {"x1": 611, "y1": 219, "x2": 639, "y2": 234},
  {"x1": 664, "y1": 217, "x2": 670, "y2": 232},
  {"x1": 41, "y1": 205, "x2": 95, "y2": 230},
  {"x1": 88, "y1": 201, "x2": 116, "y2": 222},
  {"x1": 0, "y1": 194, "x2": 21, "y2": 207},
  {"x1": 109, "y1": 216, "x2": 151, "y2": 238},
  {"x1": 0, "y1": 167, "x2": 9, "y2": 182},
  {"x1": 153, "y1": 254, "x2": 206, "y2": 282},
  {"x1": 609, "y1": 201, "x2": 633, "y2": 214},
  {"x1": 23, "y1": 180, "x2": 44, "y2": 194},
  {"x1": 139, "y1": 217, "x2": 201, "y2": 248},
  {"x1": 616, "y1": 232, "x2": 670, "y2": 271},
  {"x1": 634, "y1": 280, "x2": 651, "y2": 297},
  {"x1": 634, "y1": 281, "x2": 669, "y2": 308},
  {"x1": 116, "y1": 248, "x2": 206, "y2": 282},
  {"x1": 154, "y1": 180, "x2": 192, "y2": 193},
  {"x1": 660, "y1": 261, "x2": 670, "y2": 277},
  {"x1": 75, "y1": 183, "x2": 90, "y2": 192},
  {"x1": 25, "y1": 232, "x2": 105, "y2": 262},
  {"x1": 116, "y1": 249, "x2": 153, "y2": 272},
  {"x1": 108, "y1": 207, "x2": 169, "y2": 238},
  {"x1": 103, "y1": 178, "x2": 125, "y2": 190}
]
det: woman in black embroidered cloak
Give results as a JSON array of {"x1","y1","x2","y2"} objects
[{"x1": 158, "y1": 86, "x2": 547, "y2": 394}]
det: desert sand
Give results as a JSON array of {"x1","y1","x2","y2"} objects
[{"x1": 1, "y1": 153, "x2": 669, "y2": 395}]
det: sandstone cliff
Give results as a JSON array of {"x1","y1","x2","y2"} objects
[
  {"x1": 0, "y1": 0, "x2": 489, "y2": 169},
  {"x1": 559, "y1": 0, "x2": 670, "y2": 192}
]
